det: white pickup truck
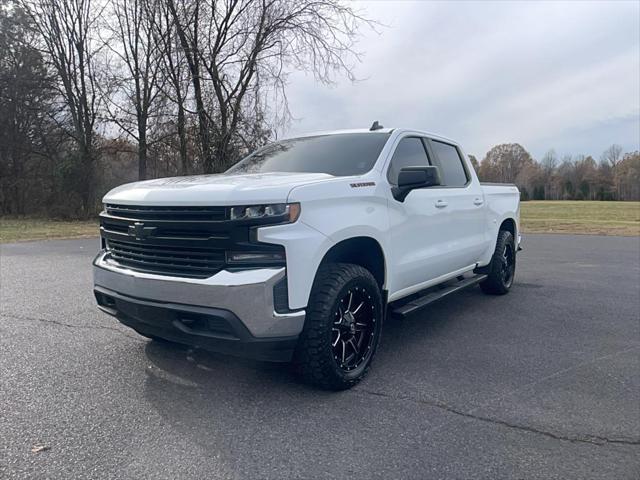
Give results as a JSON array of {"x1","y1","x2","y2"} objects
[{"x1": 94, "y1": 124, "x2": 520, "y2": 390}]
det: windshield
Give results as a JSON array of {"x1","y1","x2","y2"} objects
[{"x1": 226, "y1": 133, "x2": 390, "y2": 177}]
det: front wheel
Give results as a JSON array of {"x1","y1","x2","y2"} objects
[
  {"x1": 294, "y1": 263, "x2": 383, "y2": 390},
  {"x1": 480, "y1": 229, "x2": 516, "y2": 295}
]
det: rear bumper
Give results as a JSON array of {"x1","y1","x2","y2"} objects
[{"x1": 93, "y1": 251, "x2": 305, "y2": 362}]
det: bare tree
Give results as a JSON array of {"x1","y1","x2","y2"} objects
[
  {"x1": 105, "y1": 0, "x2": 167, "y2": 180},
  {"x1": 540, "y1": 149, "x2": 557, "y2": 174},
  {"x1": 479, "y1": 143, "x2": 535, "y2": 183},
  {"x1": 615, "y1": 152, "x2": 640, "y2": 200},
  {"x1": 539, "y1": 149, "x2": 558, "y2": 199},
  {"x1": 152, "y1": 1, "x2": 192, "y2": 175},
  {"x1": 167, "y1": 0, "x2": 370, "y2": 173},
  {"x1": 600, "y1": 144, "x2": 624, "y2": 199},
  {"x1": 22, "y1": 0, "x2": 104, "y2": 215},
  {"x1": 601, "y1": 144, "x2": 623, "y2": 169},
  {"x1": 165, "y1": 0, "x2": 210, "y2": 169}
]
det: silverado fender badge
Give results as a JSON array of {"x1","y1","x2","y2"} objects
[{"x1": 350, "y1": 182, "x2": 376, "y2": 188}]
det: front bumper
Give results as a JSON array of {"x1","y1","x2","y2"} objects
[{"x1": 93, "y1": 251, "x2": 305, "y2": 362}]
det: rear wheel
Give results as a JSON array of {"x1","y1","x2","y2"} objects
[
  {"x1": 295, "y1": 263, "x2": 383, "y2": 390},
  {"x1": 480, "y1": 230, "x2": 516, "y2": 295}
]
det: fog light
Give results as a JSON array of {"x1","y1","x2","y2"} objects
[{"x1": 226, "y1": 251, "x2": 285, "y2": 264}]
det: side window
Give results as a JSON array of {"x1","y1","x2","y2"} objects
[
  {"x1": 387, "y1": 137, "x2": 430, "y2": 185},
  {"x1": 430, "y1": 140, "x2": 469, "y2": 187}
]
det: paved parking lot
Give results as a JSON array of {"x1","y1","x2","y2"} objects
[{"x1": 1, "y1": 234, "x2": 639, "y2": 479}]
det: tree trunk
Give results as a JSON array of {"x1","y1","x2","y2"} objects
[
  {"x1": 177, "y1": 102, "x2": 188, "y2": 175},
  {"x1": 212, "y1": 137, "x2": 231, "y2": 173},
  {"x1": 138, "y1": 121, "x2": 148, "y2": 180},
  {"x1": 196, "y1": 96, "x2": 212, "y2": 173},
  {"x1": 79, "y1": 138, "x2": 95, "y2": 218}
]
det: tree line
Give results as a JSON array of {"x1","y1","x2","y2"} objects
[
  {"x1": 469, "y1": 143, "x2": 639, "y2": 202},
  {"x1": 1, "y1": 0, "x2": 638, "y2": 220}
]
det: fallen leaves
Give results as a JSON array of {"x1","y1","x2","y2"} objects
[{"x1": 31, "y1": 445, "x2": 50, "y2": 453}]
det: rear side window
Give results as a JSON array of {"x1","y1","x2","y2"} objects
[
  {"x1": 387, "y1": 137, "x2": 430, "y2": 184},
  {"x1": 430, "y1": 140, "x2": 468, "y2": 187}
]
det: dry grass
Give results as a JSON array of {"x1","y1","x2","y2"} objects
[
  {"x1": 0, "y1": 218, "x2": 98, "y2": 243},
  {"x1": 520, "y1": 201, "x2": 640, "y2": 236}
]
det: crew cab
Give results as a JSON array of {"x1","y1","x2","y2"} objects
[{"x1": 93, "y1": 125, "x2": 521, "y2": 390}]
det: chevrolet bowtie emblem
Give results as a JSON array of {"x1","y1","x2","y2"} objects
[{"x1": 128, "y1": 222, "x2": 157, "y2": 240}]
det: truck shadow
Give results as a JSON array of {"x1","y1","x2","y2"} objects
[
  {"x1": 138, "y1": 285, "x2": 510, "y2": 474},
  {"x1": 143, "y1": 339, "x2": 297, "y2": 390}
]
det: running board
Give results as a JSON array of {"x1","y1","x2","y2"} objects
[{"x1": 390, "y1": 274, "x2": 487, "y2": 318}]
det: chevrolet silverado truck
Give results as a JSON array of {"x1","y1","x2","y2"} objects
[{"x1": 93, "y1": 124, "x2": 521, "y2": 390}]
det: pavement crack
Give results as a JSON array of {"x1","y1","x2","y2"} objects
[
  {"x1": 355, "y1": 388, "x2": 640, "y2": 447},
  {"x1": 2, "y1": 312, "x2": 142, "y2": 341}
]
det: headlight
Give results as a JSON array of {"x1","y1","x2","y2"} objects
[{"x1": 229, "y1": 203, "x2": 300, "y2": 223}]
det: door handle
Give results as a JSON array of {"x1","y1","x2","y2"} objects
[
  {"x1": 435, "y1": 199, "x2": 448, "y2": 208},
  {"x1": 473, "y1": 198, "x2": 484, "y2": 206}
]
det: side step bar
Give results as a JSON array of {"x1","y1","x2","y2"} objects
[{"x1": 390, "y1": 274, "x2": 487, "y2": 318}]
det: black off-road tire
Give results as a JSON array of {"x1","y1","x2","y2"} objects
[
  {"x1": 294, "y1": 263, "x2": 383, "y2": 390},
  {"x1": 480, "y1": 230, "x2": 516, "y2": 295}
]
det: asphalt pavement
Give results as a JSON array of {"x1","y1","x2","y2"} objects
[{"x1": 1, "y1": 234, "x2": 639, "y2": 479}]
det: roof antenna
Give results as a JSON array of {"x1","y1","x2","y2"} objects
[{"x1": 369, "y1": 120, "x2": 384, "y2": 131}]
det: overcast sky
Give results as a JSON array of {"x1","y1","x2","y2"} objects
[{"x1": 283, "y1": 0, "x2": 640, "y2": 161}]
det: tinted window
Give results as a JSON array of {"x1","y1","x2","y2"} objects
[
  {"x1": 431, "y1": 140, "x2": 468, "y2": 187},
  {"x1": 226, "y1": 133, "x2": 390, "y2": 177},
  {"x1": 387, "y1": 137, "x2": 430, "y2": 184}
]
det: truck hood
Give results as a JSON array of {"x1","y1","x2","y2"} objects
[{"x1": 103, "y1": 172, "x2": 334, "y2": 205}]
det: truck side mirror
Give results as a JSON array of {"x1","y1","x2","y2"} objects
[{"x1": 392, "y1": 166, "x2": 441, "y2": 202}]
